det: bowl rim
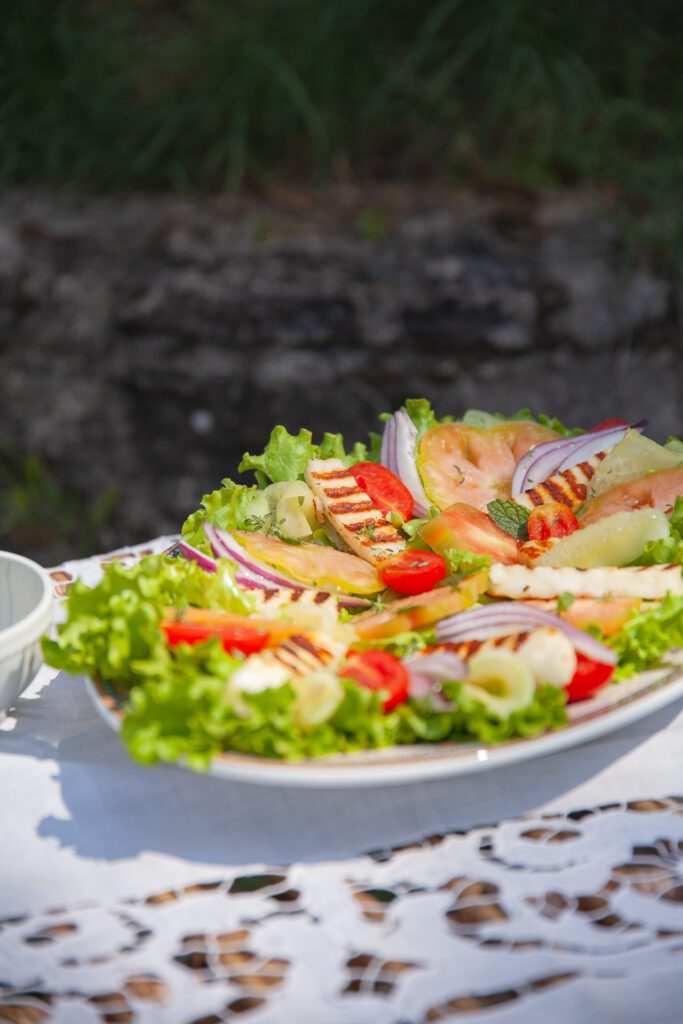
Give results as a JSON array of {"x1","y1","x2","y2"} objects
[{"x1": 0, "y1": 550, "x2": 53, "y2": 659}]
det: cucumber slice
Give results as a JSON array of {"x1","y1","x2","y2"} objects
[
  {"x1": 536, "y1": 508, "x2": 670, "y2": 568},
  {"x1": 589, "y1": 430, "x2": 681, "y2": 498},
  {"x1": 462, "y1": 650, "x2": 535, "y2": 717}
]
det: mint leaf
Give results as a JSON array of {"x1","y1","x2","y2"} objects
[{"x1": 486, "y1": 499, "x2": 530, "y2": 541}]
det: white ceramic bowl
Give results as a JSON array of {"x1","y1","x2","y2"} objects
[{"x1": 0, "y1": 551, "x2": 53, "y2": 714}]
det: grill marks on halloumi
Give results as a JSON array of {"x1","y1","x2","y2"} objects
[
  {"x1": 488, "y1": 562, "x2": 683, "y2": 600},
  {"x1": 305, "y1": 458, "x2": 405, "y2": 565},
  {"x1": 249, "y1": 586, "x2": 338, "y2": 613},
  {"x1": 514, "y1": 453, "x2": 606, "y2": 512},
  {"x1": 227, "y1": 630, "x2": 348, "y2": 698},
  {"x1": 269, "y1": 632, "x2": 345, "y2": 675}
]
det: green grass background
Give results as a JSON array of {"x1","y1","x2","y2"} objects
[{"x1": 3, "y1": 1, "x2": 682, "y2": 253}]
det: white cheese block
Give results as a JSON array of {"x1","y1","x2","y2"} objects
[{"x1": 488, "y1": 562, "x2": 683, "y2": 600}]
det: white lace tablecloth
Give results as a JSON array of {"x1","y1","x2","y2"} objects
[{"x1": 2, "y1": 538, "x2": 683, "y2": 1023}]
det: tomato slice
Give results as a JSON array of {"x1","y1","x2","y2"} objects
[
  {"x1": 589, "y1": 418, "x2": 629, "y2": 432},
  {"x1": 565, "y1": 653, "x2": 615, "y2": 703},
  {"x1": 379, "y1": 550, "x2": 447, "y2": 595},
  {"x1": 527, "y1": 502, "x2": 579, "y2": 542},
  {"x1": 161, "y1": 618, "x2": 268, "y2": 656},
  {"x1": 349, "y1": 462, "x2": 414, "y2": 522},
  {"x1": 341, "y1": 650, "x2": 410, "y2": 711}
]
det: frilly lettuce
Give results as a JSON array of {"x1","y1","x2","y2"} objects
[
  {"x1": 181, "y1": 478, "x2": 261, "y2": 551},
  {"x1": 120, "y1": 657, "x2": 567, "y2": 768},
  {"x1": 609, "y1": 593, "x2": 683, "y2": 679},
  {"x1": 631, "y1": 498, "x2": 683, "y2": 567},
  {"x1": 461, "y1": 407, "x2": 582, "y2": 436},
  {"x1": 42, "y1": 554, "x2": 253, "y2": 685},
  {"x1": 238, "y1": 425, "x2": 381, "y2": 486}
]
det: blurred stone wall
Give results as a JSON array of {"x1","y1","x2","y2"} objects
[{"x1": 1, "y1": 186, "x2": 680, "y2": 549}]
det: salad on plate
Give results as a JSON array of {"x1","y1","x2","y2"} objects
[{"x1": 44, "y1": 401, "x2": 683, "y2": 771}]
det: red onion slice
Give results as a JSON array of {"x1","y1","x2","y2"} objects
[
  {"x1": 204, "y1": 523, "x2": 370, "y2": 608},
  {"x1": 436, "y1": 603, "x2": 617, "y2": 665},
  {"x1": 178, "y1": 539, "x2": 218, "y2": 573},
  {"x1": 403, "y1": 650, "x2": 465, "y2": 707},
  {"x1": 511, "y1": 421, "x2": 647, "y2": 495},
  {"x1": 556, "y1": 421, "x2": 646, "y2": 473},
  {"x1": 381, "y1": 409, "x2": 430, "y2": 517},
  {"x1": 403, "y1": 650, "x2": 467, "y2": 681}
]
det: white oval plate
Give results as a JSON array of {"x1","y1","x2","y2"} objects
[{"x1": 85, "y1": 652, "x2": 683, "y2": 788}]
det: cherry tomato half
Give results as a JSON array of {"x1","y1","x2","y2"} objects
[
  {"x1": 161, "y1": 619, "x2": 268, "y2": 656},
  {"x1": 379, "y1": 550, "x2": 447, "y2": 595},
  {"x1": 565, "y1": 653, "x2": 615, "y2": 703},
  {"x1": 527, "y1": 502, "x2": 579, "y2": 542},
  {"x1": 350, "y1": 462, "x2": 414, "y2": 522},
  {"x1": 341, "y1": 649, "x2": 410, "y2": 711},
  {"x1": 589, "y1": 418, "x2": 629, "y2": 432}
]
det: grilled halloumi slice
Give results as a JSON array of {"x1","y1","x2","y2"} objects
[
  {"x1": 247, "y1": 586, "x2": 339, "y2": 614},
  {"x1": 430, "y1": 627, "x2": 577, "y2": 687},
  {"x1": 514, "y1": 453, "x2": 606, "y2": 512},
  {"x1": 488, "y1": 562, "x2": 683, "y2": 600},
  {"x1": 518, "y1": 537, "x2": 557, "y2": 563},
  {"x1": 226, "y1": 631, "x2": 348, "y2": 713},
  {"x1": 305, "y1": 458, "x2": 405, "y2": 565}
]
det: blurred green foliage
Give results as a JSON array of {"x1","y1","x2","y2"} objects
[
  {"x1": 1, "y1": 1, "x2": 683, "y2": 252},
  {"x1": 0, "y1": 445, "x2": 117, "y2": 563}
]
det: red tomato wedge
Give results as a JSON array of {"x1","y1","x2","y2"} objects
[
  {"x1": 527, "y1": 502, "x2": 579, "y2": 541},
  {"x1": 420, "y1": 503, "x2": 520, "y2": 564},
  {"x1": 565, "y1": 653, "x2": 615, "y2": 703},
  {"x1": 161, "y1": 617, "x2": 268, "y2": 656},
  {"x1": 380, "y1": 550, "x2": 447, "y2": 595},
  {"x1": 341, "y1": 650, "x2": 410, "y2": 712},
  {"x1": 349, "y1": 462, "x2": 414, "y2": 522},
  {"x1": 589, "y1": 418, "x2": 629, "y2": 431},
  {"x1": 161, "y1": 608, "x2": 301, "y2": 647}
]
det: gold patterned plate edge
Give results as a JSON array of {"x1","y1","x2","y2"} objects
[{"x1": 84, "y1": 653, "x2": 683, "y2": 788}]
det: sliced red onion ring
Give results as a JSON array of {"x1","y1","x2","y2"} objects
[
  {"x1": 203, "y1": 522, "x2": 370, "y2": 608},
  {"x1": 403, "y1": 650, "x2": 465, "y2": 708},
  {"x1": 556, "y1": 420, "x2": 646, "y2": 474},
  {"x1": 380, "y1": 409, "x2": 430, "y2": 517},
  {"x1": 436, "y1": 603, "x2": 617, "y2": 665},
  {"x1": 178, "y1": 539, "x2": 218, "y2": 572},
  {"x1": 404, "y1": 650, "x2": 467, "y2": 682},
  {"x1": 511, "y1": 421, "x2": 646, "y2": 495}
]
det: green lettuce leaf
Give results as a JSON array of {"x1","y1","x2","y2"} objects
[
  {"x1": 631, "y1": 498, "x2": 683, "y2": 567},
  {"x1": 238, "y1": 425, "x2": 381, "y2": 486},
  {"x1": 486, "y1": 499, "x2": 530, "y2": 540},
  {"x1": 181, "y1": 478, "x2": 261, "y2": 551},
  {"x1": 461, "y1": 408, "x2": 582, "y2": 436},
  {"x1": 609, "y1": 593, "x2": 683, "y2": 678},
  {"x1": 444, "y1": 548, "x2": 492, "y2": 578},
  {"x1": 42, "y1": 554, "x2": 252, "y2": 685},
  {"x1": 119, "y1": 662, "x2": 568, "y2": 767}
]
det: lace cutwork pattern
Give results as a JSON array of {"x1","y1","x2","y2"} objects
[{"x1": 2, "y1": 800, "x2": 683, "y2": 1022}]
